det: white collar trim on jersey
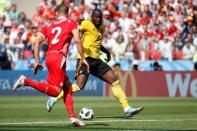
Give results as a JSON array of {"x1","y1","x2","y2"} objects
[{"x1": 58, "y1": 16, "x2": 67, "y2": 20}]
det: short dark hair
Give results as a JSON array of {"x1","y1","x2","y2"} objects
[
  {"x1": 92, "y1": 8, "x2": 102, "y2": 16},
  {"x1": 55, "y1": 4, "x2": 69, "y2": 14},
  {"x1": 113, "y1": 63, "x2": 121, "y2": 68}
]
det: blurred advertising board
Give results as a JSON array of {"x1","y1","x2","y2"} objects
[
  {"x1": 0, "y1": 71, "x2": 104, "y2": 96},
  {"x1": 1, "y1": 71, "x2": 196, "y2": 97},
  {"x1": 105, "y1": 71, "x2": 197, "y2": 97}
]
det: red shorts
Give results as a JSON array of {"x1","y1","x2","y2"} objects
[{"x1": 45, "y1": 52, "x2": 69, "y2": 89}]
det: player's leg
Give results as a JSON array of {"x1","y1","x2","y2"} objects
[
  {"x1": 46, "y1": 59, "x2": 90, "y2": 111},
  {"x1": 46, "y1": 73, "x2": 89, "y2": 112},
  {"x1": 62, "y1": 80, "x2": 76, "y2": 118},
  {"x1": 90, "y1": 59, "x2": 130, "y2": 109},
  {"x1": 91, "y1": 59, "x2": 143, "y2": 118},
  {"x1": 13, "y1": 53, "x2": 65, "y2": 96},
  {"x1": 49, "y1": 73, "x2": 89, "y2": 102},
  {"x1": 46, "y1": 89, "x2": 63, "y2": 112},
  {"x1": 46, "y1": 75, "x2": 89, "y2": 112},
  {"x1": 90, "y1": 58, "x2": 129, "y2": 108},
  {"x1": 13, "y1": 75, "x2": 61, "y2": 97},
  {"x1": 101, "y1": 69, "x2": 143, "y2": 118},
  {"x1": 73, "y1": 59, "x2": 90, "y2": 92},
  {"x1": 13, "y1": 60, "x2": 65, "y2": 97},
  {"x1": 101, "y1": 70, "x2": 130, "y2": 108},
  {"x1": 62, "y1": 80, "x2": 85, "y2": 127}
]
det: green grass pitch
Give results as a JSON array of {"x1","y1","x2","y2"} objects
[{"x1": 0, "y1": 96, "x2": 197, "y2": 131}]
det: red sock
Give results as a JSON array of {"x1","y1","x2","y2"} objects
[
  {"x1": 24, "y1": 78, "x2": 60, "y2": 97},
  {"x1": 63, "y1": 85, "x2": 77, "y2": 118}
]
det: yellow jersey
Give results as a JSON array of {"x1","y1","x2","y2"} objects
[{"x1": 78, "y1": 20, "x2": 105, "y2": 59}]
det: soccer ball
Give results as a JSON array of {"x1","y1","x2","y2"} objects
[{"x1": 79, "y1": 107, "x2": 94, "y2": 120}]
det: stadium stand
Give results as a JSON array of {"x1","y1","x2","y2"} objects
[{"x1": 0, "y1": 0, "x2": 196, "y2": 71}]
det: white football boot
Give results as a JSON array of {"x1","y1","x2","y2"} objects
[
  {"x1": 124, "y1": 106, "x2": 143, "y2": 118},
  {"x1": 70, "y1": 117, "x2": 86, "y2": 127},
  {"x1": 46, "y1": 97, "x2": 57, "y2": 112},
  {"x1": 12, "y1": 75, "x2": 26, "y2": 91}
]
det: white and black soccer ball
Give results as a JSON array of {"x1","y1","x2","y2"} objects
[{"x1": 79, "y1": 107, "x2": 94, "y2": 120}]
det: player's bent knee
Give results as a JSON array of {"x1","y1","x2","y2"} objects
[
  {"x1": 79, "y1": 85, "x2": 85, "y2": 90},
  {"x1": 75, "y1": 64, "x2": 89, "y2": 79},
  {"x1": 75, "y1": 83, "x2": 85, "y2": 90},
  {"x1": 112, "y1": 73, "x2": 119, "y2": 82},
  {"x1": 53, "y1": 88, "x2": 62, "y2": 97}
]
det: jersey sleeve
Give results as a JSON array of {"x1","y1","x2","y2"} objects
[
  {"x1": 39, "y1": 25, "x2": 48, "y2": 39},
  {"x1": 79, "y1": 20, "x2": 89, "y2": 32},
  {"x1": 70, "y1": 20, "x2": 78, "y2": 33}
]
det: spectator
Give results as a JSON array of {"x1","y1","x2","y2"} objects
[
  {"x1": 138, "y1": 31, "x2": 151, "y2": 60},
  {"x1": 111, "y1": 33, "x2": 128, "y2": 61},
  {"x1": 38, "y1": 0, "x2": 49, "y2": 17},
  {"x1": 167, "y1": 15, "x2": 178, "y2": 37},
  {"x1": 119, "y1": 11, "x2": 132, "y2": 33},
  {"x1": 113, "y1": 63, "x2": 122, "y2": 73},
  {"x1": 12, "y1": 36, "x2": 24, "y2": 60},
  {"x1": 183, "y1": 40, "x2": 196, "y2": 60},
  {"x1": 132, "y1": 60, "x2": 139, "y2": 71},
  {"x1": 0, "y1": 16, "x2": 5, "y2": 37},
  {"x1": 0, "y1": 44, "x2": 12, "y2": 70},
  {"x1": 8, "y1": 4, "x2": 20, "y2": 21},
  {"x1": 193, "y1": 26, "x2": 197, "y2": 47},
  {"x1": 151, "y1": 61, "x2": 163, "y2": 71},
  {"x1": 158, "y1": 36, "x2": 173, "y2": 61},
  {"x1": 125, "y1": 38, "x2": 135, "y2": 61},
  {"x1": 18, "y1": 12, "x2": 28, "y2": 25},
  {"x1": 181, "y1": 16, "x2": 193, "y2": 42}
]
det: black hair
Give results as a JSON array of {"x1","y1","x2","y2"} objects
[
  {"x1": 113, "y1": 63, "x2": 121, "y2": 67},
  {"x1": 152, "y1": 61, "x2": 163, "y2": 71},
  {"x1": 92, "y1": 8, "x2": 102, "y2": 16}
]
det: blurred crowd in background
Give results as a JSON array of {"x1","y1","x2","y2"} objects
[{"x1": 0, "y1": 0, "x2": 196, "y2": 70}]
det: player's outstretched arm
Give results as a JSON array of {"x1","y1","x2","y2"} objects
[
  {"x1": 72, "y1": 29, "x2": 89, "y2": 72},
  {"x1": 33, "y1": 34, "x2": 45, "y2": 75},
  {"x1": 101, "y1": 45, "x2": 111, "y2": 63}
]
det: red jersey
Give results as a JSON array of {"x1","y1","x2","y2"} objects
[{"x1": 39, "y1": 16, "x2": 78, "y2": 56}]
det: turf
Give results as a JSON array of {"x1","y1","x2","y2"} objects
[{"x1": 0, "y1": 96, "x2": 197, "y2": 131}]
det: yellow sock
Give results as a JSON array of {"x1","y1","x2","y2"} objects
[
  {"x1": 72, "y1": 83, "x2": 81, "y2": 93},
  {"x1": 56, "y1": 90, "x2": 64, "y2": 101},
  {"x1": 111, "y1": 80, "x2": 129, "y2": 109},
  {"x1": 56, "y1": 84, "x2": 80, "y2": 101}
]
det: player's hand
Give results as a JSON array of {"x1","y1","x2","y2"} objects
[
  {"x1": 105, "y1": 52, "x2": 111, "y2": 63},
  {"x1": 81, "y1": 59, "x2": 89, "y2": 73},
  {"x1": 33, "y1": 63, "x2": 43, "y2": 75}
]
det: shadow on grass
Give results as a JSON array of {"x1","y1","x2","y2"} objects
[
  {"x1": 95, "y1": 115, "x2": 126, "y2": 119},
  {"x1": 86, "y1": 123, "x2": 110, "y2": 127}
]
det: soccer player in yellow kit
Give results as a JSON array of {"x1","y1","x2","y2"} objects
[{"x1": 47, "y1": 8, "x2": 143, "y2": 118}]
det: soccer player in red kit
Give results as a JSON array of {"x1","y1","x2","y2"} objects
[{"x1": 12, "y1": 4, "x2": 89, "y2": 127}]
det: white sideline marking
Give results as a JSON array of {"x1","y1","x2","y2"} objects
[{"x1": 0, "y1": 119, "x2": 197, "y2": 125}]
